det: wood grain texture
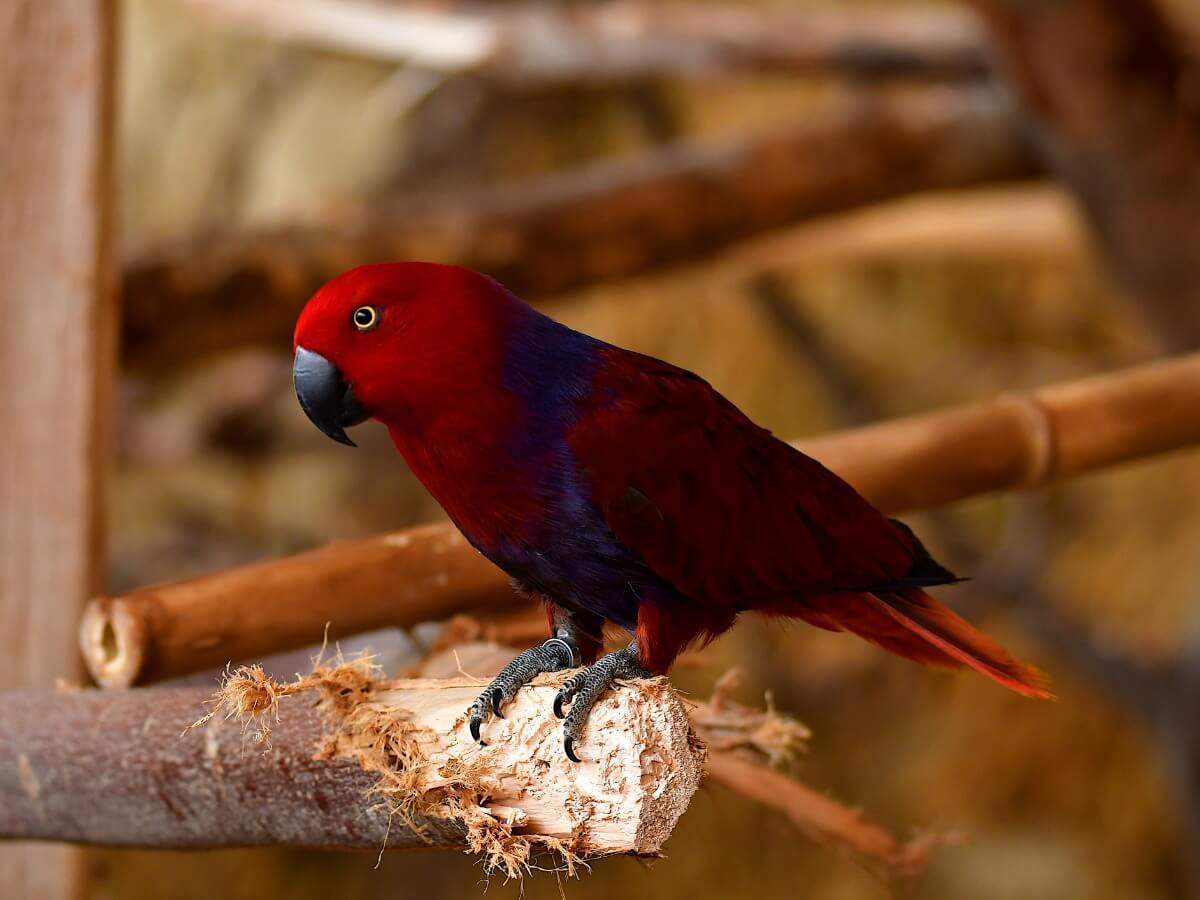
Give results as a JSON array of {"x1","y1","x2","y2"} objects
[{"x1": 0, "y1": 1, "x2": 117, "y2": 897}]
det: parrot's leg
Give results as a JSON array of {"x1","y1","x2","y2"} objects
[
  {"x1": 553, "y1": 643, "x2": 651, "y2": 763},
  {"x1": 467, "y1": 604, "x2": 599, "y2": 744}
]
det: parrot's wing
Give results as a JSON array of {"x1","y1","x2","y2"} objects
[
  {"x1": 567, "y1": 347, "x2": 1046, "y2": 696},
  {"x1": 567, "y1": 347, "x2": 927, "y2": 606}
]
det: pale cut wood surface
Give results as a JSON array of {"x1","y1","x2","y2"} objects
[{"x1": 0, "y1": 1, "x2": 117, "y2": 898}]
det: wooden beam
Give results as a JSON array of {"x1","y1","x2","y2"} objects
[{"x1": 0, "y1": 2, "x2": 118, "y2": 898}]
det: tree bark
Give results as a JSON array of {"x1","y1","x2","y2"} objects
[
  {"x1": 0, "y1": 674, "x2": 701, "y2": 862},
  {"x1": 120, "y1": 87, "x2": 1035, "y2": 372},
  {"x1": 969, "y1": 0, "x2": 1200, "y2": 350},
  {"x1": 81, "y1": 352, "x2": 1200, "y2": 688}
]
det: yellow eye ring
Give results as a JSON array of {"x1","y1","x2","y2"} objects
[{"x1": 352, "y1": 306, "x2": 379, "y2": 331}]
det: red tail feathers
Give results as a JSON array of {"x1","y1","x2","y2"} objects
[{"x1": 804, "y1": 588, "x2": 1052, "y2": 699}]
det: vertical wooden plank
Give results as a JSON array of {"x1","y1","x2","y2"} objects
[{"x1": 0, "y1": 2, "x2": 117, "y2": 899}]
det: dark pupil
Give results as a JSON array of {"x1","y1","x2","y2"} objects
[{"x1": 354, "y1": 308, "x2": 374, "y2": 327}]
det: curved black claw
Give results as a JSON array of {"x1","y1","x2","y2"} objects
[
  {"x1": 553, "y1": 670, "x2": 588, "y2": 720},
  {"x1": 465, "y1": 637, "x2": 579, "y2": 744},
  {"x1": 468, "y1": 692, "x2": 492, "y2": 745},
  {"x1": 559, "y1": 643, "x2": 651, "y2": 763},
  {"x1": 564, "y1": 735, "x2": 581, "y2": 764}
]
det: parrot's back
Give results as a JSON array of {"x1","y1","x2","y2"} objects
[{"x1": 562, "y1": 343, "x2": 1048, "y2": 695}]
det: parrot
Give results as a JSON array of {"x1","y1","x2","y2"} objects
[{"x1": 292, "y1": 262, "x2": 1050, "y2": 761}]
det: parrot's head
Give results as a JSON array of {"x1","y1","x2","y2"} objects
[{"x1": 292, "y1": 262, "x2": 514, "y2": 446}]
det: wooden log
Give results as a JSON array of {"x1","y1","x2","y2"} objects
[
  {"x1": 0, "y1": 673, "x2": 702, "y2": 866},
  {"x1": 0, "y1": 1, "x2": 118, "y2": 898},
  {"x1": 5, "y1": 645, "x2": 934, "y2": 875},
  {"x1": 120, "y1": 87, "x2": 1035, "y2": 373},
  {"x1": 969, "y1": 0, "x2": 1200, "y2": 351},
  {"x1": 182, "y1": 0, "x2": 992, "y2": 84},
  {"x1": 81, "y1": 353, "x2": 1200, "y2": 689}
]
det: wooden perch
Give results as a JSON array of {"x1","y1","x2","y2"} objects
[
  {"x1": 799, "y1": 351, "x2": 1200, "y2": 513},
  {"x1": 0, "y1": 665, "x2": 703, "y2": 869},
  {"x1": 182, "y1": 0, "x2": 992, "y2": 84},
  {"x1": 121, "y1": 87, "x2": 1034, "y2": 372},
  {"x1": 4, "y1": 643, "x2": 933, "y2": 876},
  {"x1": 81, "y1": 353, "x2": 1200, "y2": 688},
  {"x1": 969, "y1": 0, "x2": 1200, "y2": 351},
  {"x1": 80, "y1": 523, "x2": 508, "y2": 688}
]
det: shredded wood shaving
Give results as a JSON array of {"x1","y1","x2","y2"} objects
[
  {"x1": 189, "y1": 648, "x2": 585, "y2": 879},
  {"x1": 189, "y1": 650, "x2": 940, "y2": 880},
  {"x1": 689, "y1": 668, "x2": 811, "y2": 766}
]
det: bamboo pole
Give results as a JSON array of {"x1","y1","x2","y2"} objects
[
  {"x1": 800, "y1": 352, "x2": 1200, "y2": 513},
  {"x1": 80, "y1": 523, "x2": 506, "y2": 688},
  {"x1": 0, "y1": 2, "x2": 118, "y2": 898},
  {"x1": 120, "y1": 88, "x2": 1034, "y2": 373},
  {"x1": 81, "y1": 353, "x2": 1200, "y2": 688}
]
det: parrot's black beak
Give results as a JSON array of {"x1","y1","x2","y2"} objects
[{"x1": 293, "y1": 347, "x2": 370, "y2": 447}]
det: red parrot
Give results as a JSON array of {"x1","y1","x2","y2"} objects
[{"x1": 293, "y1": 262, "x2": 1050, "y2": 760}]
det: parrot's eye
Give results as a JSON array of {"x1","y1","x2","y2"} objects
[{"x1": 352, "y1": 306, "x2": 379, "y2": 332}]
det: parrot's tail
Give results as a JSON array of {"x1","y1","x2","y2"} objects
[{"x1": 797, "y1": 588, "x2": 1053, "y2": 699}]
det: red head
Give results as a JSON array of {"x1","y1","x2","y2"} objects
[{"x1": 292, "y1": 262, "x2": 519, "y2": 445}]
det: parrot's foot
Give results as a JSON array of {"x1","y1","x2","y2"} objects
[
  {"x1": 554, "y1": 643, "x2": 651, "y2": 763},
  {"x1": 468, "y1": 637, "x2": 579, "y2": 744}
]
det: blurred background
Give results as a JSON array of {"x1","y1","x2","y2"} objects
[{"x1": 11, "y1": 0, "x2": 1200, "y2": 897}]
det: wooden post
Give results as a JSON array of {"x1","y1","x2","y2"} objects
[{"x1": 0, "y1": 2, "x2": 117, "y2": 899}]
